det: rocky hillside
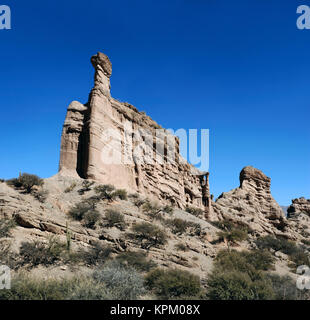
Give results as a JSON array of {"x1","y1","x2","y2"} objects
[{"x1": 1, "y1": 168, "x2": 310, "y2": 300}]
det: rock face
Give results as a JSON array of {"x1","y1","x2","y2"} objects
[
  {"x1": 287, "y1": 198, "x2": 310, "y2": 218},
  {"x1": 59, "y1": 52, "x2": 212, "y2": 216},
  {"x1": 212, "y1": 166, "x2": 291, "y2": 236}
]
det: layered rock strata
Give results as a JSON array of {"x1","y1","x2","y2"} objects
[
  {"x1": 212, "y1": 166, "x2": 292, "y2": 236},
  {"x1": 59, "y1": 52, "x2": 212, "y2": 216}
]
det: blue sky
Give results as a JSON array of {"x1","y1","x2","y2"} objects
[{"x1": 0, "y1": 0, "x2": 309, "y2": 205}]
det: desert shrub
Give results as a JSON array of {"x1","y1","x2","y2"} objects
[
  {"x1": 255, "y1": 236, "x2": 295, "y2": 254},
  {"x1": 94, "y1": 184, "x2": 116, "y2": 201},
  {"x1": 215, "y1": 250, "x2": 275, "y2": 276},
  {"x1": 113, "y1": 189, "x2": 128, "y2": 200},
  {"x1": 0, "y1": 218, "x2": 16, "y2": 238},
  {"x1": 145, "y1": 268, "x2": 202, "y2": 299},
  {"x1": 243, "y1": 250, "x2": 275, "y2": 271},
  {"x1": 165, "y1": 218, "x2": 191, "y2": 234},
  {"x1": 301, "y1": 239, "x2": 310, "y2": 246},
  {"x1": 77, "y1": 241, "x2": 113, "y2": 266},
  {"x1": 133, "y1": 197, "x2": 147, "y2": 208},
  {"x1": 78, "y1": 180, "x2": 95, "y2": 195},
  {"x1": 129, "y1": 222, "x2": 167, "y2": 249},
  {"x1": 0, "y1": 241, "x2": 19, "y2": 270},
  {"x1": 103, "y1": 210, "x2": 126, "y2": 230},
  {"x1": 206, "y1": 270, "x2": 274, "y2": 300},
  {"x1": 128, "y1": 193, "x2": 140, "y2": 199},
  {"x1": 186, "y1": 206, "x2": 203, "y2": 217},
  {"x1": 206, "y1": 249, "x2": 277, "y2": 300},
  {"x1": 189, "y1": 222, "x2": 202, "y2": 236},
  {"x1": 0, "y1": 179, "x2": 4, "y2": 183},
  {"x1": 165, "y1": 218, "x2": 201, "y2": 235},
  {"x1": 255, "y1": 236, "x2": 309, "y2": 266},
  {"x1": 289, "y1": 250, "x2": 309, "y2": 267},
  {"x1": 115, "y1": 251, "x2": 156, "y2": 272},
  {"x1": 142, "y1": 201, "x2": 163, "y2": 220},
  {"x1": 162, "y1": 205, "x2": 173, "y2": 215},
  {"x1": 64, "y1": 182, "x2": 77, "y2": 193},
  {"x1": 7, "y1": 173, "x2": 43, "y2": 193},
  {"x1": 218, "y1": 229, "x2": 248, "y2": 246},
  {"x1": 93, "y1": 260, "x2": 145, "y2": 300},
  {"x1": 69, "y1": 202, "x2": 100, "y2": 228},
  {"x1": 32, "y1": 189, "x2": 49, "y2": 203},
  {"x1": 266, "y1": 274, "x2": 310, "y2": 300},
  {"x1": 83, "y1": 210, "x2": 101, "y2": 229},
  {"x1": 84, "y1": 195, "x2": 102, "y2": 209},
  {"x1": 211, "y1": 219, "x2": 235, "y2": 231},
  {"x1": 0, "y1": 275, "x2": 112, "y2": 300},
  {"x1": 69, "y1": 202, "x2": 92, "y2": 221},
  {"x1": 19, "y1": 237, "x2": 66, "y2": 267},
  {"x1": 175, "y1": 243, "x2": 189, "y2": 252}
]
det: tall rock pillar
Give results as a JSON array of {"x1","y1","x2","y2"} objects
[{"x1": 85, "y1": 52, "x2": 113, "y2": 180}]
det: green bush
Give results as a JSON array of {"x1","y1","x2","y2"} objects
[
  {"x1": 214, "y1": 250, "x2": 275, "y2": 276},
  {"x1": 69, "y1": 202, "x2": 101, "y2": 229},
  {"x1": 83, "y1": 210, "x2": 101, "y2": 229},
  {"x1": 218, "y1": 229, "x2": 248, "y2": 245},
  {"x1": 145, "y1": 268, "x2": 202, "y2": 299},
  {"x1": 78, "y1": 180, "x2": 95, "y2": 195},
  {"x1": 212, "y1": 219, "x2": 235, "y2": 231},
  {"x1": 69, "y1": 202, "x2": 92, "y2": 221},
  {"x1": 115, "y1": 251, "x2": 156, "y2": 272},
  {"x1": 129, "y1": 222, "x2": 167, "y2": 249},
  {"x1": 290, "y1": 250, "x2": 309, "y2": 267},
  {"x1": 94, "y1": 184, "x2": 116, "y2": 201},
  {"x1": 0, "y1": 218, "x2": 16, "y2": 238},
  {"x1": 0, "y1": 275, "x2": 112, "y2": 300},
  {"x1": 0, "y1": 241, "x2": 19, "y2": 270},
  {"x1": 166, "y1": 218, "x2": 201, "y2": 236},
  {"x1": 186, "y1": 207, "x2": 203, "y2": 217},
  {"x1": 206, "y1": 270, "x2": 274, "y2": 300},
  {"x1": 113, "y1": 189, "x2": 128, "y2": 200},
  {"x1": 301, "y1": 239, "x2": 310, "y2": 246},
  {"x1": 93, "y1": 260, "x2": 145, "y2": 300},
  {"x1": 255, "y1": 236, "x2": 296, "y2": 254},
  {"x1": 165, "y1": 218, "x2": 191, "y2": 234},
  {"x1": 19, "y1": 237, "x2": 66, "y2": 267},
  {"x1": 266, "y1": 274, "x2": 310, "y2": 300},
  {"x1": 255, "y1": 236, "x2": 309, "y2": 267},
  {"x1": 76, "y1": 241, "x2": 113, "y2": 266},
  {"x1": 133, "y1": 197, "x2": 147, "y2": 208},
  {"x1": 128, "y1": 193, "x2": 140, "y2": 199},
  {"x1": 104, "y1": 210, "x2": 126, "y2": 230},
  {"x1": 162, "y1": 205, "x2": 174, "y2": 215},
  {"x1": 7, "y1": 173, "x2": 43, "y2": 193},
  {"x1": 175, "y1": 243, "x2": 189, "y2": 252},
  {"x1": 142, "y1": 201, "x2": 163, "y2": 220},
  {"x1": 206, "y1": 249, "x2": 277, "y2": 300}
]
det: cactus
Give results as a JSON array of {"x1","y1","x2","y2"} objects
[{"x1": 66, "y1": 222, "x2": 72, "y2": 252}]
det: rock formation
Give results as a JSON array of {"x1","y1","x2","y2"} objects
[
  {"x1": 287, "y1": 197, "x2": 310, "y2": 218},
  {"x1": 59, "y1": 52, "x2": 212, "y2": 217},
  {"x1": 212, "y1": 166, "x2": 292, "y2": 236}
]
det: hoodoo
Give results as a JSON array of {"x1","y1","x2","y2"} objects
[{"x1": 59, "y1": 52, "x2": 213, "y2": 217}]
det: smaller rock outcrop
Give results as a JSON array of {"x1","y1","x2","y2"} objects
[
  {"x1": 287, "y1": 197, "x2": 310, "y2": 218},
  {"x1": 212, "y1": 166, "x2": 289, "y2": 237}
]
